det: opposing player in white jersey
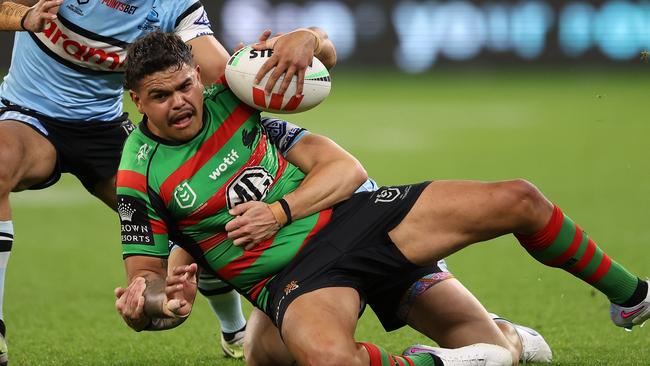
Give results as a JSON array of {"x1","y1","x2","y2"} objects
[{"x1": 0, "y1": 0, "x2": 331, "y2": 362}]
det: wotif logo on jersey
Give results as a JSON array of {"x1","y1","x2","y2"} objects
[
  {"x1": 174, "y1": 181, "x2": 197, "y2": 209},
  {"x1": 209, "y1": 149, "x2": 239, "y2": 180}
]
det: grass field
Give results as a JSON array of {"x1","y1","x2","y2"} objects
[{"x1": 7, "y1": 67, "x2": 650, "y2": 365}]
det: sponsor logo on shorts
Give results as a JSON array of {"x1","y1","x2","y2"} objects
[
  {"x1": 208, "y1": 149, "x2": 239, "y2": 180},
  {"x1": 226, "y1": 167, "x2": 274, "y2": 209},
  {"x1": 77, "y1": 0, "x2": 89, "y2": 5},
  {"x1": 118, "y1": 196, "x2": 154, "y2": 245},
  {"x1": 374, "y1": 187, "x2": 401, "y2": 203},
  {"x1": 174, "y1": 181, "x2": 197, "y2": 209},
  {"x1": 284, "y1": 280, "x2": 299, "y2": 295},
  {"x1": 101, "y1": 0, "x2": 139, "y2": 15}
]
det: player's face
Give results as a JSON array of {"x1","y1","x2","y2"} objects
[{"x1": 131, "y1": 63, "x2": 204, "y2": 143}]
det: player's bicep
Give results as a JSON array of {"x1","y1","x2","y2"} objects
[
  {"x1": 285, "y1": 134, "x2": 354, "y2": 174},
  {"x1": 187, "y1": 35, "x2": 229, "y2": 84}
]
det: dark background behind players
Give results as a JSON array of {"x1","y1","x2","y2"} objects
[{"x1": 2, "y1": 0, "x2": 650, "y2": 71}]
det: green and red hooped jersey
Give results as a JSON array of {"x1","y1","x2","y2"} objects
[{"x1": 116, "y1": 83, "x2": 331, "y2": 309}]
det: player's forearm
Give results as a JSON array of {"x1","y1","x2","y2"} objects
[
  {"x1": 309, "y1": 27, "x2": 337, "y2": 69},
  {"x1": 0, "y1": 1, "x2": 29, "y2": 30},
  {"x1": 142, "y1": 273, "x2": 171, "y2": 318},
  {"x1": 135, "y1": 273, "x2": 187, "y2": 330},
  {"x1": 143, "y1": 316, "x2": 187, "y2": 331},
  {"x1": 281, "y1": 137, "x2": 367, "y2": 220}
]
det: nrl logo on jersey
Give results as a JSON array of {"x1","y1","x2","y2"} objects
[
  {"x1": 174, "y1": 181, "x2": 197, "y2": 209},
  {"x1": 136, "y1": 143, "x2": 151, "y2": 165}
]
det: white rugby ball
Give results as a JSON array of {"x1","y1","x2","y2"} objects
[{"x1": 225, "y1": 45, "x2": 331, "y2": 114}]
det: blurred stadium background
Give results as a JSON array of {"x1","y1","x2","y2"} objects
[{"x1": 1, "y1": 1, "x2": 650, "y2": 364}]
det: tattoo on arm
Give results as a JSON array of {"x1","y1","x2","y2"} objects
[
  {"x1": 144, "y1": 317, "x2": 188, "y2": 331},
  {"x1": 139, "y1": 258, "x2": 186, "y2": 331}
]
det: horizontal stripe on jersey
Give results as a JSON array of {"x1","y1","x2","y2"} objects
[{"x1": 118, "y1": 84, "x2": 328, "y2": 308}]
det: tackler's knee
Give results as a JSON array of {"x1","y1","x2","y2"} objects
[{"x1": 499, "y1": 179, "x2": 552, "y2": 230}]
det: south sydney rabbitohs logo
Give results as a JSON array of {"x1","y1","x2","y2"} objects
[
  {"x1": 136, "y1": 143, "x2": 151, "y2": 165},
  {"x1": 174, "y1": 181, "x2": 197, "y2": 209},
  {"x1": 226, "y1": 167, "x2": 274, "y2": 209},
  {"x1": 374, "y1": 187, "x2": 401, "y2": 203}
]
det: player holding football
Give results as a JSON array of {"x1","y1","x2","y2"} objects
[
  {"x1": 115, "y1": 32, "x2": 649, "y2": 365},
  {"x1": 0, "y1": 0, "x2": 332, "y2": 361}
]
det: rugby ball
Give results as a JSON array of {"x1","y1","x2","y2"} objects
[{"x1": 225, "y1": 45, "x2": 331, "y2": 113}]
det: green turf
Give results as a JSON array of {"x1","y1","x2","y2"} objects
[{"x1": 8, "y1": 67, "x2": 650, "y2": 365}]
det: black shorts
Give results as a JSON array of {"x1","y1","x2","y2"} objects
[
  {"x1": 263, "y1": 182, "x2": 438, "y2": 332},
  {"x1": 0, "y1": 99, "x2": 135, "y2": 191}
]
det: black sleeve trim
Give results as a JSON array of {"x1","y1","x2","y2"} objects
[{"x1": 174, "y1": 1, "x2": 203, "y2": 29}]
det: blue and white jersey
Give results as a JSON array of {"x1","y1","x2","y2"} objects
[{"x1": 0, "y1": 0, "x2": 213, "y2": 121}]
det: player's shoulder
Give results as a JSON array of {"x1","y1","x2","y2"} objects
[
  {"x1": 203, "y1": 82, "x2": 249, "y2": 111},
  {"x1": 119, "y1": 127, "x2": 157, "y2": 173},
  {"x1": 156, "y1": 0, "x2": 208, "y2": 29}
]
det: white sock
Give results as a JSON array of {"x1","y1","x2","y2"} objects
[
  {"x1": 205, "y1": 289, "x2": 247, "y2": 334},
  {"x1": 0, "y1": 221, "x2": 14, "y2": 321},
  {"x1": 198, "y1": 274, "x2": 246, "y2": 334}
]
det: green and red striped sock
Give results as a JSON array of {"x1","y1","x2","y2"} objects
[
  {"x1": 516, "y1": 205, "x2": 645, "y2": 305},
  {"x1": 360, "y1": 343, "x2": 441, "y2": 366}
]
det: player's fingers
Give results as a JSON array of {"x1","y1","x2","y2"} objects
[
  {"x1": 229, "y1": 201, "x2": 257, "y2": 216},
  {"x1": 170, "y1": 265, "x2": 191, "y2": 276},
  {"x1": 259, "y1": 29, "x2": 272, "y2": 42},
  {"x1": 278, "y1": 66, "x2": 297, "y2": 96},
  {"x1": 115, "y1": 287, "x2": 126, "y2": 299},
  {"x1": 265, "y1": 62, "x2": 288, "y2": 94},
  {"x1": 296, "y1": 68, "x2": 306, "y2": 96},
  {"x1": 233, "y1": 41, "x2": 245, "y2": 53},
  {"x1": 44, "y1": 0, "x2": 63, "y2": 11},
  {"x1": 224, "y1": 217, "x2": 244, "y2": 233},
  {"x1": 254, "y1": 57, "x2": 277, "y2": 86},
  {"x1": 165, "y1": 283, "x2": 184, "y2": 297},
  {"x1": 186, "y1": 263, "x2": 198, "y2": 277}
]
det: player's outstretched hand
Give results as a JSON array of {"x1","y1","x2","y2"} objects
[
  {"x1": 115, "y1": 277, "x2": 149, "y2": 331},
  {"x1": 226, "y1": 201, "x2": 281, "y2": 250},
  {"x1": 252, "y1": 28, "x2": 316, "y2": 96},
  {"x1": 164, "y1": 263, "x2": 198, "y2": 318},
  {"x1": 23, "y1": 0, "x2": 62, "y2": 33}
]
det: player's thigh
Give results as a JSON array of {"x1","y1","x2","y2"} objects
[
  {"x1": 0, "y1": 121, "x2": 57, "y2": 191},
  {"x1": 245, "y1": 308, "x2": 295, "y2": 366},
  {"x1": 389, "y1": 179, "x2": 553, "y2": 265},
  {"x1": 406, "y1": 278, "x2": 516, "y2": 357},
  {"x1": 281, "y1": 287, "x2": 366, "y2": 366},
  {"x1": 92, "y1": 175, "x2": 118, "y2": 211}
]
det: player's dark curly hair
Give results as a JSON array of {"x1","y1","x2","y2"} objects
[{"x1": 124, "y1": 30, "x2": 195, "y2": 90}]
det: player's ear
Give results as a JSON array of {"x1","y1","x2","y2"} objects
[
  {"x1": 195, "y1": 64, "x2": 202, "y2": 85},
  {"x1": 130, "y1": 90, "x2": 144, "y2": 114}
]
